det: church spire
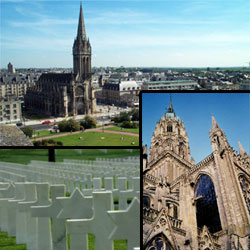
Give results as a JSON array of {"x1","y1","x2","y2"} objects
[
  {"x1": 77, "y1": 2, "x2": 86, "y2": 41},
  {"x1": 211, "y1": 115, "x2": 220, "y2": 130},
  {"x1": 238, "y1": 141, "x2": 247, "y2": 156},
  {"x1": 167, "y1": 95, "x2": 174, "y2": 113}
]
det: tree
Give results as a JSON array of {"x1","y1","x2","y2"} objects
[
  {"x1": 66, "y1": 119, "x2": 80, "y2": 132},
  {"x1": 20, "y1": 126, "x2": 33, "y2": 138},
  {"x1": 112, "y1": 112, "x2": 131, "y2": 123},
  {"x1": 129, "y1": 109, "x2": 139, "y2": 121},
  {"x1": 33, "y1": 140, "x2": 63, "y2": 146},
  {"x1": 121, "y1": 121, "x2": 139, "y2": 128},
  {"x1": 58, "y1": 119, "x2": 80, "y2": 132},
  {"x1": 80, "y1": 116, "x2": 97, "y2": 129}
]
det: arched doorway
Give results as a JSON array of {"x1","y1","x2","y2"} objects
[
  {"x1": 75, "y1": 86, "x2": 85, "y2": 115},
  {"x1": 145, "y1": 233, "x2": 174, "y2": 250},
  {"x1": 195, "y1": 174, "x2": 222, "y2": 234},
  {"x1": 76, "y1": 99, "x2": 85, "y2": 115}
]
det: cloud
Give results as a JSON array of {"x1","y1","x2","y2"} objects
[{"x1": 9, "y1": 18, "x2": 77, "y2": 27}]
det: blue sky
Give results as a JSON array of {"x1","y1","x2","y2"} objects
[
  {"x1": 1, "y1": 0, "x2": 250, "y2": 68},
  {"x1": 142, "y1": 93, "x2": 250, "y2": 163}
]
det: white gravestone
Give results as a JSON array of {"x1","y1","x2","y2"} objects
[
  {"x1": 31, "y1": 185, "x2": 66, "y2": 250},
  {"x1": 57, "y1": 188, "x2": 93, "y2": 250},
  {"x1": 108, "y1": 197, "x2": 140, "y2": 250},
  {"x1": 30, "y1": 183, "x2": 52, "y2": 250},
  {"x1": 17, "y1": 183, "x2": 37, "y2": 248},
  {"x1": 67, "y1": 191, "x2": 115, "y2": 250},
  {"x1": 0, "y1": 183, "x2": 15, "y2": 232}
]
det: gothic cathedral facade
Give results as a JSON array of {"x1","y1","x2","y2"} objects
[
  {"x1": 143, "y1": 98, "x2": 250, "y2": 250},
  {"x1": 25, "y1": 4, "x2": 96, "y2": 117}
]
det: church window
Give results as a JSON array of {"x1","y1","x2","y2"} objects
[
  {"x1": 167, "y1": 124, "x2": 172, "y2": 132},
  {"x1": 173, "y1": 205, "x2": 178, "y2": 219},
  {"x1": 75, "y1": 86, "x2": 84, "y2": 96},
  {"x1": 239, "y1": 175, "x2": 250, "y2": 215},
  {"x1": 144, "y1": 233, "x2": 173, "y2": 250},
  {"x1": 143, "y1": 196, "x2": 150, "y2": 208},
  {"x1": 195, "y1": 175, "x2": 222, "y2": 234}
]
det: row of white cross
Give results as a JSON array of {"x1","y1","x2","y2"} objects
[
  {"x1": 0, "y1": 182, "x2": 140, "y2": 250},
  {"x1": 0, "y1": 156, "x2": 139, "y2": 192}
]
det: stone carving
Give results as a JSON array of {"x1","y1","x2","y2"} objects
[{"x1": 239, "y1": 175, "x2": 250, "y2": 215}]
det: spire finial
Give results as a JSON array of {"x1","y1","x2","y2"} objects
[
  {"x1": 77, "y1": 1, "x2": 86, "y2": 40},
  {"x1": 211, "y1": 115, "x2": 219, "y2": 129},
  {"x1": 167, "y1": 94, "x2": 174, "y2": 113},
  {"x1": 238, "y1": 141, "x2": 247, "y2": 156}
]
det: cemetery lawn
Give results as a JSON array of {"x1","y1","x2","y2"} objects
[
  {"x1": 0, "y1": 229, "x2": 126, "y2": 250},
  {"x1": 0, "y1": 228, "x2": 26, "y2": 250},
  {"x1": 0, "y1": 149, "x2": 139, "y2": 164},
  {"x1": 104, "y1": 126, "x2": 139, "y2": 134},
  {"x1": 49, "y1": 131, "x2": 139, "y2": 146}
]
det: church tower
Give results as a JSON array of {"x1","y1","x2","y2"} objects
[
  {"x1": 72, "y1": 3, "x2": 95, "y2": 115},
  {"x1": 148, "y1": 97, "x2": 192, "y2": 183},
  {"x1": 73, "y1": 2, "x2": 91, "y2": 81}
]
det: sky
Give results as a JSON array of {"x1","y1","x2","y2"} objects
[
  {"x1": 1, "y1": 0, "x2": 250, "y2": 68},
  {"x1": 142, "y1": 92, "x2": 250, "y2": 164}
]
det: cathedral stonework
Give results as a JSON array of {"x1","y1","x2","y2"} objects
[
  {"x1": 143, "y1": 99, "x2": 250, "y2": 250},
  {"x1": 25, "y1": 3, "x2": 96, "y2": 117}
]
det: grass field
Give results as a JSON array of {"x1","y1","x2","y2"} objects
[
  {"x1": 0, "y1": 229, "x2": 126, "y2": 250},
  {"x1": 33, "y1": 130, "x2": 67, "y2": 138},
  {"x1": 0, "y1": 149, "x2": 139, "y2": 165},
  {"x1": 104, "y1": 126, "x2": 139, "y2": 134},
  {"x1": 45, "y1": 131, "x2": 139, "y2": 146}
]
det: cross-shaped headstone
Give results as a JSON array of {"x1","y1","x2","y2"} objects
[
  {"x1": 0, "y1": 183, "x2": 15, "y2": 232},
  {"x1": 6, "y1": 183, "x2": 25, "y2": 237},
  {"x1": 30, "y1": 183, "x2": 52, "y2": 250},
  {"x1": 31, "y1": 185, "x2": 66, "y2": 250},
  {"x1": 67, "y1": 191, "x2": 115, "y2": 250},
  {"x1": 108, "y1": 197, "x2": 140, "y2": 250},
  {"x1": 17, "y1": 183, "x2": 37, "y2": 248},
  {"x1": 57, "y1": 187, "x2": 93, "y2": 250}
]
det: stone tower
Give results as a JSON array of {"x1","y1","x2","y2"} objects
[
  {"x1": 148, "y1": 97, "x2": 192, "y2": 183},
  {"x1": 73, "y1": 3, "x2": 91, "y2": 81},
  {"x1": 143, "y1": 97, "x2": 250, "y2": 250},
  {"x1": 72, "y1": 3, "x2": 95, "y2": 115}
]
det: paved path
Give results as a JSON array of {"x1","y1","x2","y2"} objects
[{"x1": 33, "y1": 126, "x2": 139, "y2": 141}]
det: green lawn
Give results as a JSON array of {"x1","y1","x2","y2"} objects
[
  {"x1": 0, "y1": 149, "x2": 139, "y2": 165},
  {"x1": 104, "y1": 126, "x2": 139, "y2": 134},
  {"x1": 33, "y1": 130, "x2": 67, "y2": 138},
  {"x1": 0, "y1": 229, "x2": 126, "y2": 250},
  {"x1": 46, "y1": 131, "x2": 139, "y2": 146}
]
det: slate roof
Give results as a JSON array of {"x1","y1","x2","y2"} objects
[
  {"x1": 0, "y1": 126, "x2": 33, "y2": 146},
  {"x1": 39, "y1": 73, "x2": 75, "y2": 83}
]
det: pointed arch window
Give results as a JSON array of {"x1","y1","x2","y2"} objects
[
  {"x1": 143, "y1": 196, "x2": 151, "y2": 208},
  {"x1": 144, "y1": 233, "x2": 174, "y2": 250},
  {"x1": 239, "y1": 175, "x2": 250, "y2": 215},
  {"x1": 167, "y1": 124, "x2": 172, "y2": 133},
  {"x1": 195, "y1": 175, "x2": 222, "y2": 234}
]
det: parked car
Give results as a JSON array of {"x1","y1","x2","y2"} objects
[
  {"x1": 42, "y1": 120, "x2": 51, "y2": 124},
  {"x1": 16, "y1": 122, "x2": 23, "y2": 126}
]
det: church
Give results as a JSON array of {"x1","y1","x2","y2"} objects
[
  {"x1": 25, "y1": 4, "x2": 96, "y2": 117},
  {"x1": 143, "y1": 98, "x2": 250, "y2": 249}
]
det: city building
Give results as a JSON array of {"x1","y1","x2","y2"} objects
[
  {"x1": 143, "y1": 99, "x2": 250, "y2": 249},
  {"x1": 239, "y1": 81, "x2": 250, "y2": 90},
  {"x1": 0, "y1": 73, "x2": 39, "y2": 99},
  {"x1": 142, "y1": 80, "x2": 198, "y2": 90},
  {"x1": 25, "y1": 3, "x2": 96, "y2": 117},
  {"x1": 97, "y1": 80, "x2": 141, "y2": 107},
  {"x1": 0, "y1": 97, "x2": 23, "y2": 123},
  {"x1": 7, "y1": 62, "x2": 15, "y2": 74}
]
